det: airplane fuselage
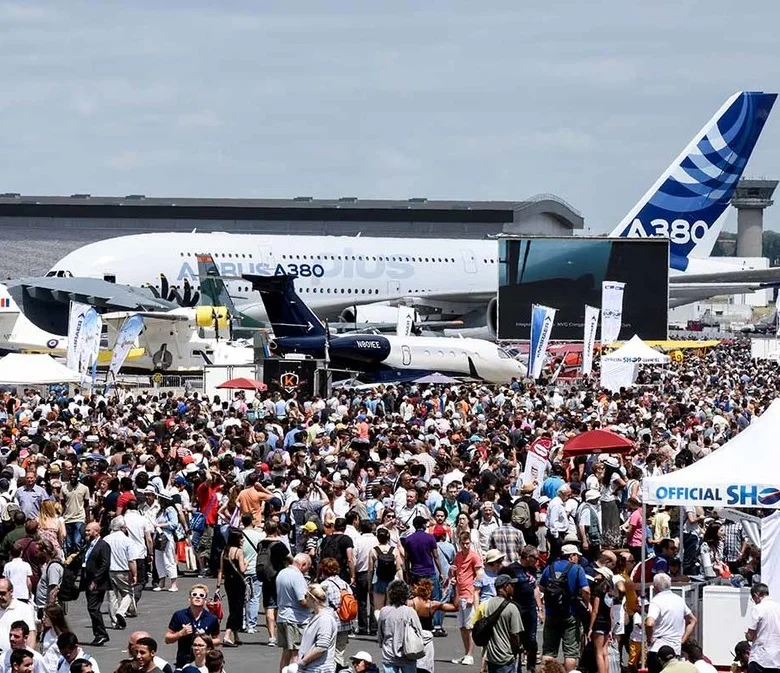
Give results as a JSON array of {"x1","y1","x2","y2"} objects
[{"x1": 272, "y1": 332, "x2": 525, "y2": 384}]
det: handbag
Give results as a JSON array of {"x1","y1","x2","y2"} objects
[
  {"x1": 154, "y1": 531, "x2": 168, "y2": 551},
  {"x1": 190, "y1": 492, "x2": 216, "y2": 534},
  {"x1": 206, "y1": 591, "x2": 224, "y2": 621},
  {"x1": 227, "y1": 555, "x2": 253, "y2": 601},
  {"x1": 402, "y1": 612, "x2": 426, "y2": 660}
]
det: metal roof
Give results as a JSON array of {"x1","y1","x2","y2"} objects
[{"x1": 0, "y1": 193, "x2": 584, "y2": 228}]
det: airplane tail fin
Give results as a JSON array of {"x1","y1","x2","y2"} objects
[
  {"x1": 0, "y1": 285, "x2": 19, "y2": 313},
  {"x1": 610, "y1": 91, "x2": 777, "y2": 271},
  {"x1": 196, "y1": 254, "x2": 239, "y2": 313},
  {"x1": 242, "y1": 274, "x2": 326, "y2": 338}
]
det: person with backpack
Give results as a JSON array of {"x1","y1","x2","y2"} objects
[
  {"x1": 369, "y1": 527, "x2": 401, "y2": 616},
  {"x1": 511, "y1": 484, "x2": 539, "y2": 544},
  {"x1": 255, "y1": 520, "x2": 289, "y2": 647},
  {"x1": 318, "y1": 518, "x2": 355, "y2": 586},
  {"x1": 471, "y1": 574, "x2": 523, "y2": 673},
  {"x1": 577, "y1": 490, "x2": 602, "y2": 562},
  {"x1": 318, "y1": 557, "x2": 357, "y2": 670},
  {"x1": 539, "y1": 543, "x2": 591, "y2": 672}
]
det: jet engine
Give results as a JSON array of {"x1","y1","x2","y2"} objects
[{"x1": 339, "y1": 305, "x2": 404, "y2": 325}]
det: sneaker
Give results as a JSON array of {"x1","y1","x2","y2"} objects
[
  {"x1": 246, "y1": 627, "x2": 257, "y2": 634},
  {"x1": 152, "y1": 587, "x2": 163, "y2": 592},
  {"x1": 461, "y1": 656, "x2": 475, "y2": 666},
  {"x1": 168, "y1": 586, "x2": 179, "y2": 592},
  {"x1": 268, "y1": 638, "x2": 277, "y2": 647},
  {"x1": 451, "y1": 658, "x2": 464, "y2": 665}
]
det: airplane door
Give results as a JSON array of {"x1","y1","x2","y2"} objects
[
  {"x1": 257, "y1": 245, "x2": 274, "y2": 273},
  {"x1": 387, "y1": 280, "x2": 400, "y2": 296},
  {"x1": 460, "y1": 249, "x2": 478, "y2": 274},
  {"x1": 401, "y1": 345, "x2": 411, "y2": 366}
]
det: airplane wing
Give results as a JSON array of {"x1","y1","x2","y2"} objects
[
  {"x1": 669, "y1": 282, "x2": 775, "y2": 307},
  {"x1": 7, "y1": 277, "x2": 177, "y2": 311},
  {"x1": 102, "y1": 310, "x2": 189, "y2": 323},
  {"x1": 670, "y1": 267, "x2": 780, "y2": 284}
]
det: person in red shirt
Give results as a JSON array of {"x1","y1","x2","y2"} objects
[
  {"x1": 116, "y1": 478, "x2": 137, "y2": 515},
  {"x1": 450, "y1": 529, "x2": 484, "y2": 666},
  {"x1": 194, "y1": 470, "x2": 223, "y2": 577}
]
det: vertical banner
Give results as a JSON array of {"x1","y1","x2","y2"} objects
[
  {"x1": 396, "y1": 306, "x2": 416, "y2": 337},
  {"x1": 528, "y1": 304, "x2": 556, "y2": 379},
  {"x1": 108, "y1": 314, "x2": 145, "y2": 380},
  {"x1": 582, "y1": 305, "x2": 600, "y2": 375},
  {"x1": 66, "y1": 301, "x2": 92, "y2": 372},
  {"x1": 521, "y1": 436, "x2": 552, "y2": 499},
  {"x1": 601, "y1": 281, "x2": 625, "y2": 344},
  {"x1": 81, "y1": 311, "x2": 102, "y2": 387}
]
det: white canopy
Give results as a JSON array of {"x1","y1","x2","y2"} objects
[
  {"x1": 643, "y1": 398, "x2": 780, "y2": 508},
  {"x1": 0, "y1": 354, "x2": 81, "y2": 385},
  {"x1": 600, "y1": 335, "x2": 670, "y2": 391}
]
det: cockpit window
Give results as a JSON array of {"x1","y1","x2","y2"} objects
[
  {"x1": 497, "y1": 347, "x2": 511, "y2": 359},
  {"x1": 46, "y1": 270, "x2": 73, "y2": 278}
]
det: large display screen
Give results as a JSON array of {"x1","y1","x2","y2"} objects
[{"x1": 497, "y1": 237, "x2": 669, "y2": 341}]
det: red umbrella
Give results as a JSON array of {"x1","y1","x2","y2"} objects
[
  {"x1": 562, "y1": 429, "x2": 634, "y2": 458},
  {"x1": 216, "y1": 377, "x2": 268, "y2": 391}
]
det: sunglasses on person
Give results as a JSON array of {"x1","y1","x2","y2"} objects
[{"x1": 190, "y1": 592, "x2": 207, "y2": 599}]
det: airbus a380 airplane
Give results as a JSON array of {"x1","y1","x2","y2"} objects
[{"x1": 46, "y1": 91, "x2": 777, "y2": 334}]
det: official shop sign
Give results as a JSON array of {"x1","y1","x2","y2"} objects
[{"x1": 653, "y1": 484, "x2": 780, "y2": 507}]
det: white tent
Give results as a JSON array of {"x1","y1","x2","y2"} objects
[
  {"x1": 599, "y1": 334, "x2": 669, "y2": 391},
  {"x1": 0, "y1": 354, "x2": 81, "y2": 385},
  {"x1": 643, "y1": 398, "x2": 780, "y2": 509}
]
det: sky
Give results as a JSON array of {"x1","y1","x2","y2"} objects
[{"x1": 1, "y1": 1, "x2": 779, "y2": 233}]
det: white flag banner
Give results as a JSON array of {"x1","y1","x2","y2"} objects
[
  {"x1": 528, "y1": 304, "x2": 557, "y2": 379},
  {"x1": 108, "y1": 314, "x2": 145, "y2": 380},
  {"x1": 582, "y1": 305, "x2": 600, "y2": 375},
  {"x1": 601, "y1": 281, "x2": 625, "y2": 344},
  {"x1": 66, "y1": 301, "x2": 92, "y2": 372},
  {"x1": 80, "y1": 310, "x2": 102, "y2": 384},
  {"x1": 396, "y1": 306, "x2": 416, "y2": 337}
]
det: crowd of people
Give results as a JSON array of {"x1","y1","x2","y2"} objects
[{"x1": 0, "y1": 341, "x2": 779, "y2": 673}]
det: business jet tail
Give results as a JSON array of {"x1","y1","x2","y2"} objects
[
  {"x1": 242, "y1": 274, "x2": 326, "y2": 338},
  {"x1": 610, "y1": 91, "x2": 776, "y2": 271}
]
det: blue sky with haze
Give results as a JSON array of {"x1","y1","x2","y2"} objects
[{"x1": 1, "y1": 1, "x2": 778, "y2": 233}]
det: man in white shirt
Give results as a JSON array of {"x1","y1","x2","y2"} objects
[
  {"x1": 353, "y1": 520, "x2": 379, "y2": 636},
  {"x1": 55, "y1": 632, "x2": 101, "y2": 673},
  {"x1": 747, "y1": 583, "x2": 780, "y2": 673},
  {"x1": 0, "y1": 579, "x2": 36, "y2": 651},
  {"x1": 646, "y1": 573, "x2": 697, "y2": 673},
  {"x1": 546, "y1": 484, "x2": 571, "y2": 560},
  {"x1": 122, "y1": 501, "x2": 153, "y2": 614},
  {"x1": 1, "y1": 621, "x2": 46, "y2": 673},
  {"x1": 104, "y1": 517, "x2": 137, "y2": 631}
]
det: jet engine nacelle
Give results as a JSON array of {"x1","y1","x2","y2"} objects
[
  {"x1": 340, "y1": 304, "x2": 405, "y2": 325},
  {"x1": 486, "y1": 297, "x2": 497, "y2": 339},
  {"x1": 195, "y1": 306, "x2": 229, "y2": 329}
]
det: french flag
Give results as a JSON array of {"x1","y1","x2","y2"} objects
[{"x1": 0, "y1": 298, "x2": 9, "y2": 308}]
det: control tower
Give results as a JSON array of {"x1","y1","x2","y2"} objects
[{"x1": 731, "y1": 178, "x2": 778, "y2": 257}]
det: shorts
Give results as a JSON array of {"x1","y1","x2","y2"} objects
[
  {"x1": 277, "y1": 621, "x2": 303, "y2": 651},
  {"x1": 263, "y1": 583, "x2": 278, "y2": 609},
  {"x1": 542, "y1": 614, "x2": 581, "y2": 660},
  {"x1": 373, "y1": 579, "x2": 390, "y2": 595},
  {"x1": 196, "y1": 525, "x2": 214, "y2": 556},
  {"x1": 457, "y1": 598, "x2": 475, "y2": 629}
]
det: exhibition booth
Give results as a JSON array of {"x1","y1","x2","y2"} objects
[
  {"x1": 600, "y1": 335, "x2": 670, "y2": 391},
  {"x1": 642, "y1": 399, "x2": 780, "y2": 666}
]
